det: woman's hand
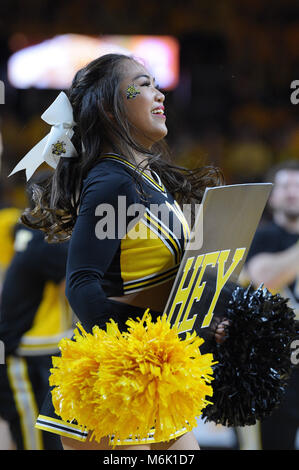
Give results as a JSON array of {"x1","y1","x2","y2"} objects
[{"x1": 214, "y1": 319, "x2": 230, "y2": 344}]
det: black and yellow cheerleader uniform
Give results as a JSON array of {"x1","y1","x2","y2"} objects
[
  {"x1": 0, "y1": 223, "x2": 72, "y2": 449},
  {"x1": 36, "y1": 155, "x2": 214, "y2": 445}
]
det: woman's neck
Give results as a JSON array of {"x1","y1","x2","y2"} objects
[{"x1": 102, "y1": 147, "x2": 152, "y2": 175}]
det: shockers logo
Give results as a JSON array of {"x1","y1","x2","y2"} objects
[{"x1": 52, "y1": 140, "x2": 66, "y2": 156}]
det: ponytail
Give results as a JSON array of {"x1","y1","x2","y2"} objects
[{"x1": 21, "y1": 154, "x2": 82, "y2": 242}]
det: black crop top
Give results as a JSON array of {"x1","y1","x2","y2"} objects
[{"x1": 65, "y1": 155, "x2": 190, "y2": 331}]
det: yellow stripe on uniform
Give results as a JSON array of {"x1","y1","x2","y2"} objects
[
  {"x1": 35, "y1": 414, "x2": 88, "y2": 442},
  {"x1": 143, "y1": 212, "x2": 181, "y2": 264},
  {"x1": 7, "y1": 356, "x2": 44, "y2": 450},
  {"x1": 120, "y1": 219, "x2": 178, "y2": 292},
  {"x1": 102, "y1": 155, "x2": 167, "y2": 193},
  {"x1": 167, "y1": 200, "x2": 191, "y2": 247}
]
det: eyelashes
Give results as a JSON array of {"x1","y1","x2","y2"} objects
[{"x1": 141, "y1": 81, "x2": 162, "y2": 91}]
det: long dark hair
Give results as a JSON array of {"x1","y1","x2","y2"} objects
[{"x1": 21, "y1": 53, "x2": 224, "y2": 242}]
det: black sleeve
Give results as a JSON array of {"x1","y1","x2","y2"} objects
[
  {"x1": 34, "y1": 239, "x2": 69, "y2": 284},
  {"x1": 65, "y1": 169, "x2": 139, "y2": 331}
]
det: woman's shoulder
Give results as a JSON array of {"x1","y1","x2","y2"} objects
[
  {"x1": 80, "y1": 157, "x2": 139, "y2": 206},
  {"x1": 84, "y1": 157, "x2": 134, "y2": 186}
]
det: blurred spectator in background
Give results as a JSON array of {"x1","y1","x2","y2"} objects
[
  {"x1": 0, "y1": 0, "x2": 298, "y2": 451},
  {"x1": 0, "y1": 130, "x2": 20, "y2": 450},
  {"x1": 244, "y1": 160, "x2": 299, "y2": 450},
  {"x1": 0, "y1": 173, "x2": 73, "y2": 450}
]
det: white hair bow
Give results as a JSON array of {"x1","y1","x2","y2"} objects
[{"x1": 9, "y1": 92, "x2": 78, "y2": 180}]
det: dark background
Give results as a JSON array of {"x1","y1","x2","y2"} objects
[{"x1": 0, "y1": 0, "x2": 298, "y2": 451}]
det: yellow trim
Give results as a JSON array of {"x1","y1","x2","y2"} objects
[
  {"x1": 110, "y1": 426, "x2": 188, "y2": 446},
  {"x1": 36, "y1": 415, "x2": 88, "y2": 441},
  {"x1": 120, "y1": 219, "x2": 177, "y2": 291},
  {"x1": 17, "y1": 329, "x2": 73, "y2": 355},
  {"x1": 35, "y1": 423, "x2": 87, "y2": 442},
  {"x1": 7, "y1": 357, "x2": 43, "y2": 450},
  {"x1": 36, "y1": 414, "x2": 188, "y2": 446},
  {"x1": 37, "y1": 414, "x2": 84, "y2": 431},
  {"x1": 166, "y1": 200, "x2": 191, "y2": 247},
  {"x1": 102, "y1": 154, "x2": 166, "y2": 193},
  {"x1": 123, "y1": 266, "x2": 178, "y2": 292},
  {"x1": 144, "y1": 212, "x2": 181, "y2": 262},
  {"x1": 172, "y1": 200, "x2": 191, "y2": 241}
]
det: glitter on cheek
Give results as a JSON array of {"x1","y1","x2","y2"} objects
[{"x1": 126, "y1": 84, "x2": 140, "y2": 100}]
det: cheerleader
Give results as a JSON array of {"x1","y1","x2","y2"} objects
[{"x1": 10, "y1": 53, "x2": 228, "y2": 450}]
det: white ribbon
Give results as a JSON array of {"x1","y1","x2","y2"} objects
[{"x1": 9, "y1": 92, "x2": 78, "y2": 180}]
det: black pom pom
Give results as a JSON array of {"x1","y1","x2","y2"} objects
[{"x1": 202, "y1": 285, "x2": 297, "y2": 427}]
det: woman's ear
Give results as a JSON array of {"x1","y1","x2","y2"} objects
[{"x1": 106, "y1": 111, "x2": 114, "y2": 120}]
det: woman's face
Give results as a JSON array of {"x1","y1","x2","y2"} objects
[{"x1": 120, "y1": 60, "x2": 167, "y2": 148}]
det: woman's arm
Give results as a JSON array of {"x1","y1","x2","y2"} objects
[
  {"x1": 65, "y1": 170, "x2": 137, "y2": 331},
  {"x1": 246, "y1": 242, "x2": 299, "y2": 291}
]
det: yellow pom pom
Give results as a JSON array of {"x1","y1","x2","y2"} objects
[{"x1": 50, "y1": 310, "x2": 215, "y2": 444}]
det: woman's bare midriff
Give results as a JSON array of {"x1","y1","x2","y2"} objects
[{"x1": 108, "y1": 279, "x2": 174, "y2": 313}]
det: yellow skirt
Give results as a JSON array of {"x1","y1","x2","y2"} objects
[{"x1": 35, "y1": 413, "x2": 188, "y2": 446}]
